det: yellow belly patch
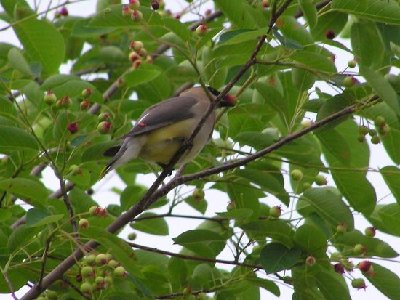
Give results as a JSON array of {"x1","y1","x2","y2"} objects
[{"x1": 138, "y1": 119, "x2": 194, "y2": 164}]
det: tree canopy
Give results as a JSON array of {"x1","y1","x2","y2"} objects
[{"x1": 1, "y1": 0, "x2": 400, "y2": 299}]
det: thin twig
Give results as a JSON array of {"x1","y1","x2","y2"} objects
[{"x1": 129, "y1": 242, "x2": 261, "y2": 269}]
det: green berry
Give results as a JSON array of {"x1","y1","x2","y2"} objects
[
  {"x1": 371, "y1": 135, "x2": 380, "y2": 145},
  {"x1": 291, "y1": 169, "x2": 303, "y2": 181},
  {"x1": 357, "y1": 134, "x2": 365, "y2": 143},
  {"x1": 353, "y1": 243, "x2": 367, "y2": 255},
  {"x1": 97, "y1": 121, "x2": 112, "y2": 134},
  {"x1": 108, "y1": 259, "x2": 119, "y2": 268},
  {"x1": 83, "y1": 254, "x2": 96, "y2": 266},
  {"x1": 81, "y1": 266, "x2": 94, "y2": 278},
  {"x1": 315, "y1": 174, "x2": 327, "y2": 186},
  {"x1": 98, "y1": 112, "x2": 112, "y2": 121},
  {"x1": 379, "y1": 124, "x2": 390, "y2": 135},
  {"x1": 347, "y1": 60, "x2": 357, "y2": 68},
  {"x1": 375, "y1": 116, "x2": 386, "y2": 127},
  {"x1": 364, "y1": 226, "x2": 376, "y2": 237},
  {"x1": 127, "y1": 232, "x2": 137, "y2": 240},
  {"x1": 44, "y1": 91, "x2": 57, "y2": 105},
  {"x1": 358, "y1": 125, "x2": 369, "y2": 135},
  {"x1": 82, "y1": 88, "x2": 92, "y2": 97},
  {"x1": 343, "y1": 76, "x2": 355, "y2": 87},
  {"x1": 192, "y1": 188, "x2": 204, "y2": 201},
  {"x1": 302, "y1": 182, "x2": 311, "y2": 190},
  {"x1": 80, "y1": 282, "x2": 92, "y2": 293},
  {"x1": 269, "y1": 206, "x2": 281, "y2": 218},
  {"x1": 113, "y1": 266, "x2": 127, "y2": 277},
  {"x1": 351, "y1": 278, "x2": 366, "y2": 289},
  {"x1": 89, "y1": 206, "x2": 98, "y2": 215},
  {"x1": 336, "y1": 223, "x2": 347, "y2": 233},
  {"x1": 79, "y1": 218, "x2": 89, "y2": 229},
  {"x1": 96, "y1": 253, "x2": 109, "y2": 265}
]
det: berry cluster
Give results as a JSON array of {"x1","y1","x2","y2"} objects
[
  {"x1": 357, "y1": 116, "x2": 390, "y2": 144},
  {"x1": 122, "y1": 0, "x2": 143, "y2": 21},
  {"x1": 128, "y1": 40, "x2": 152, "y2": 69}
]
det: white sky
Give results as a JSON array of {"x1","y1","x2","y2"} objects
[{"x1": 1, "y1": 1, "x2": 399, "y2": 299}]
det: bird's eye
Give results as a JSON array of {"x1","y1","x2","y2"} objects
[{"x1": 206, "y1": 86, "x2": 220, "y2": 96}]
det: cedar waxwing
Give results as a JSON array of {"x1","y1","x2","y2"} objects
[{"x1": 101, "y1": 86, "x2": 235, "y2": 176}]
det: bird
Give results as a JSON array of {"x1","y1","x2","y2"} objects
[{"x1": 100, "y1": 86, "x2": 235, "y2": 176}]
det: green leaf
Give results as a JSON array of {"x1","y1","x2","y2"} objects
[
  {"x1": 351, "y1": 22, "x2": 386, "y2": 70},
  {"x1": 299, "y1": 0, "x2": 317, "y2": 28},
  {"x1": 334, "y1": 230, "x2": 397, "y2": 258},
  {"x1": 294, "y1": 223, "x2": 327, "y2": 255},
  {"x1": 311, "y1": 11, "x2": 348, "y2": 41},
  {"x1": 0, "y1": 125, "x2": 39, "y2": 151},
  {"x1": 313, "y1": 265, "x2": 350, "y2": 300},
  {"x1": 259, "y1": 243, "x2": 301, "y2": 273},
  {"x1": 241, "y1": 220, "x2": 295, "y2": 248},
  {"x1": 217, "y1": 208, "x2": 254, "y2": 221},
  {"x1": 7, "y1": 48, "x2": 33, "y2": 77},
  {"x1": 332, "y1": 0, "x2": 400, "y2": 25},
  {"x1": 368, "y1": 203, "x2": 400, "y2": 236},
  {"x1": 291, "y1": 50, "x2": 336, "y2": 74},
  {"x1": 235, "y1": 131, "x2": 278, "y2": 150},
  {"x1": 7, "y1": 224, "x2": 40, "y2": 252},
  {"x1": 13, "y1": 18, "x2": 65, "y2": 76},
  {"x1": 361, "y1": 66, "x2": 400, "y2": 115},
  {"x1": 299, "y1": 187, "x2": 354, "y2": 230},
  {"x1": 26, "y1": 208, "x2": 64, "y2": 227},
  {"x1": 124, "y1": 64, "x2": 162, "y2": 87},
  {"x1": 0, "y1": 178, "x2": 49, "y2": 207},
  {"x1": 366, "y1": 263, "x2": 400, "y2": 299},
  {"x1": 168, "y1": 256, "x2": 188, "y2": 290},
  {"x1": 380, "y1": 166, "x2": 400, "y2": 205},
  {"x1": 247, "y1": 277, "x2": 280, "y2": 297},
  {"x1": 219, "y1": 29, "x2": 267, "y2": 45},
  {"x1": 131, "y1": 213, "x2": 169, "y2": 236},
  {"x1": 173, "y1": 229, "x2": 226, "y2": 257},
  {"x1": 214, "y1": 0, "x2": 259, "y2": 29}
]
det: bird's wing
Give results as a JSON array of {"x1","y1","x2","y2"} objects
[{"x1": 124, "y1": 96, "x2": 198, "y2": 137}]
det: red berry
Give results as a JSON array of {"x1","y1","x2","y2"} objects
[
  {"x1": 195, "y1": 24, "x2": 208, "y2": 35},
  {"x1": 262, "y1": 0, "x2": 269, "y2": 8},
  {"x1": 129, "y1": 40, "x2": 144, "y2": 51},
  {"x1": 151, "y1": 0, "x2": 160, "y2": 10},
  {"x1": 67, "y1": 122, "x2": 79, "y2": 134},
  {"x1": 97, "y1": 121, "x2": 112, "y2": 134},
  {"x1": 80, "y1": 100, "x2": 91, "y2": 110},
  {"x1": 175, "y1": 13, "x2": 181, "y2": 20},
  {"x1": 333, "y1": 263, "x2": 345, "y2": 274},
  {"x1": 326, "y1": 30, "x2": 335, "y2": 39},
  {"x1": 98, "y1": 112, "x2": 112, "y2": 121},
  {"x1": 59, "y1": 7, "x2": 68, "y2": 17},
  {"x1": 358, "y1": 260, "x2": 374, "y2": 274},
  {"x1": 56, "y1": 96, "x2": 71, "y2": 109},
  {"x1": 95, "y1": 207, "x2": 107, "y2": 216},
  {"x1": 129, "y1": 51, "x2": 140, "y2": 62},
  {"x1": 131, "y1": 10, "x2": 143, "y2": 21},
  {"x1": 132, "y1": 59, "x2": 142, "y2": 69},
  {"x1": 122, "y1": 5, "x2": 131, "y2": 16},
  {"x1": 81, "y1": 88, "x2": 92, "y2": 97},
  {"x1": 129, "y1": 0, "x2": 140, "y2": 9}
]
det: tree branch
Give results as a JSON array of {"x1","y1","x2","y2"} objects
[{"x1": 128, "y1": 242, "x2": 261, "y2": 269}]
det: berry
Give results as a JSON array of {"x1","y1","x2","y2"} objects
[
  {"x1": 95, "y1": 276, "x2": 106, "y2": 289},
  {"x1": 96, "y1": 253, "x2": 109, "y2": 265},
  {"x1": 358, "y1": 125, "x2": 369, "y2": 136},
  {"x1": 129, "y1": 0, "x2": 140, "y2": 9},
  {"x1": 98, "y1": 112, "x2": 112, "y2": 121},
  {"x1": 138, "y1": 48, "x2": 147, "y2": 57},
  {"x1": 81, "y1": 266, "x2": 94, "y2": 278},
  {"x1": 131, "y1": 10, "x2": 143, "y2": 21},
  {"x1": 83, "y1": 254, "x2": 96, "y2": 266},
  {"x1": 275, "y1": 17, "x2": 284, "y2": 28},
  {"x1": 89, "y1": 206, "x2": 98, "y2": 215},
  {"x1": 56, "y1": 96, "x2": 71, "y2": 109},
  {"x1": 336, "y1": 223, "x2": 348, "y2": 233},
  {"x1": 291, "y1": 169, "x2": 303, "y2": 181},
  {"x1": 375, "y1": 116, "x2": 386, "y2": 127},
  {"x1": 223, "y1": 94, "x2": 237, "y2": 106},
  {"x1": 343, "y1": 76, "x2": 355, "y2": 87},
  {"x1": 357, "y1": 134, "x2": 365, "y2": 143},
  {"x1": 269, "y1": 206, "x2": 281, "y2": 218},
  {"x1": 132, "y1": 59, "x2": 142, "y2": 69},
  {"x1": 262, "y1": 0, "x2": 269, "y2": 8},
  {"x1": 69, "y1": 164, "x2": 82, "y2": 175},
  {"x1": 351, "y1": 278, "x2": 367, "y2": 290},
  {"x1": 302, "y1": 182, "x2": 311, "y2": 190},
  {"x1": 325, "y1": 30, "x2": 335, "y2": 39},
  {"x1": 333, "y1": 263, "x2": 345, "y2": 274},
  {"x1": 371, "y1": 135, "x2": 380, "y2": 145},
  {"x1": 105, "y1": 275, "x2": 113, "y2": 285},
  {"x1": 305, "y1": 256, "x2": 316, "y2": 266},
  {"x1": 347, "y1": 59, "x2": 357, "y2": 68},
  {"x1": 67, "y1": 122, "x2": 79, "y2": 134},
  {"x1": 368, "y1": 129, "x2": 377, "y2": 136},
  {"x1": 315, "y1": 174, "x2": 327, "y2": 186},
  {"x1": 95, "y1": 207, "x2": 107, "y2": 216},
  {"x1": 97, "y1": 121, "x2": 112, "y2": 134},
  {"x1": 195, "y1": 24, "x2": 208, "y2": 35},
  {"x1": 79, "y1": 218, "x2": 89, "y2": 229},
  {"x1": 342, "y1": 259, "x2": 354, "y2": 272},
  {"x1": 108, "y1": 259, "x2": 119, "y2": 268},
  {"x1": 122, "y1": 4, "x2": 131, "y2": 16},
  {"x1": 358, "y1": 260, "x2": 374, "y2": 275},
  {"x1": 105, "y1": 253, "x2": 113, "y2": 261},
  {"x1": 129, "y1": 40, "x2": 144, "y2": 51},
  {"x1": 44, "y1": 91, "x2": 57, "y2": 105},
  {"x1": 113, "y1": 266, "x2": 127, "y2": 277},
  {"x1": 59, "y1": 7, "x2": 68, "y2": 17},
  {"x1": 301, "y1": 119, "x2": 312, "y2": 128},
  {"x1": 379, "y1": 124, "x2": 390, "y2": 135},
  {"x1": 151, "y1": 0, "x2": 160, "y2": 10},
  {"x1": 129, "y1": 51, "x2": 140, "y2": 62},
  {"x1": 80, "y1": 282, "x2": 92, "y2": 293},
  {"x1": 364, "y1": 226, "x2": 376, "y2": 237},
  {"x1": 353, "y1": 243, "x2": 367, "y2": 255},
  {"x1": 192, "y1": 188, "x2": 204, "y2": 201},
  {"x1": 81, "y1": 88, "x2": 92, "y2": 97},
  {"x1": 80, "y1": 100, "x2": 91, "y2": 110},
  {"x1": 175, "y1": 13, "x2": 181, "y2": 20}
]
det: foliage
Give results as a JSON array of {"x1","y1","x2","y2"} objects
[{"x1": 1, "y1": 0, "x2": 400, "y2": 299}]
